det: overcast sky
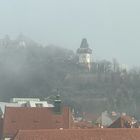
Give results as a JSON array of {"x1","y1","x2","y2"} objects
[{"x1": 0, "y1": 0, "x2": 140, "y2": 67}]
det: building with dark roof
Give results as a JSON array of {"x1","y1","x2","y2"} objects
[{"x1": 108, "y1": 115, "x2": 138, "y2": 128}]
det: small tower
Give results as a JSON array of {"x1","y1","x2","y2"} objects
[
  {"x1": 54, "y1": 95, "x2": 62, "y2": 114},
  {"x1": 77, "y1": 38, "x2": 92, "y2": 71}
]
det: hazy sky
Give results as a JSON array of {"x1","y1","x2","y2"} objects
[{"x1": 0, "y1": 0, "x2": 140, "y2": 67}]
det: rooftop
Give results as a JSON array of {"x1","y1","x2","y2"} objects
[
  {"x1": 3, "y1": 107, "x2": 71, "y2": 138},
  {"x1": 14, "y1": 128, "x2": 140, "y2": 140}
]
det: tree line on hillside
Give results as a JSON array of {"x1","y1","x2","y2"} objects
[{"x1": 0, "y1": 36, "x2": 140, "y2": 118}]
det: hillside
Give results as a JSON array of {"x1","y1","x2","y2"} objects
[{"x1": 0, "y1": 36, "x2": 140, "y2": 118}]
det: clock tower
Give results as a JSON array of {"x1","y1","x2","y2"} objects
[{"x1": 77, "y1": 38, "x2": 92, "y2": 71}]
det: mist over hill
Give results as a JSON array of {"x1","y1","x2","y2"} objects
[{"x1": 0, "y1": 35, "x2": 140, "y2": 118}]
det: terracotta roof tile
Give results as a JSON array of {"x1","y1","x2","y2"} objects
[
  {"x1": 3, "y1": 107, "x2": 71, "y2": 138},
  {"x1": 14, "y1": 128, "x2": 140, "y2": 140}
]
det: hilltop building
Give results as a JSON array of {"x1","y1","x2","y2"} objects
[
  {"x1": 0, "y1": 34, "x2": 40, "y2": 48},
  {"x1": 77, "y1": 38, "x2": 92, "y2": 71}
]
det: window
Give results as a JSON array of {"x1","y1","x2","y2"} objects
[{"x1": 35, "y1": 103, "x2": 43, "y2": 107}]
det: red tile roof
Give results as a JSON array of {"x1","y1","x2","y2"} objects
[
  {"x1": 14, "y1": 128, "x2": 140, "y2": 140},
  {"x1": 3, "y1": 107, "x2": 72, "y2": 138}
]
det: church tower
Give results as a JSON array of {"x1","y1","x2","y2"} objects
[{"x1": 77, "y1": 38, "x2": 92, "y2": 71}]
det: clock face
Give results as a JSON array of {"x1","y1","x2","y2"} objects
[{"x1": 79, "y1": 54, "x2": 91, "y2": 63}]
